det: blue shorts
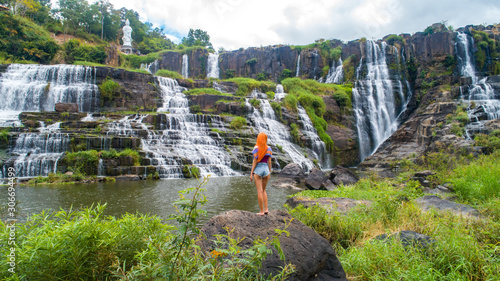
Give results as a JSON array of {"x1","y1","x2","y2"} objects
[{"x1": 254, "y1": 162, "x2": 270, "y2": 178}]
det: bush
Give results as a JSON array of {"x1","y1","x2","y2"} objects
[
  {"x1": 0, "y1": 128, "x2": 10, "y2": 148},
  {"x1": 230, "y1": 116, "x2": 247, "y2": 129},
  {"x1": 270, "y1": 101, "x2": 282, "y2": 119},
  {"x1": 224, "y1": 77, "x2": 275, "y2": 96},
  {"x1": 99, "y1": 78, "x2": 121, "y2": 105},
  {"x1": 155, "y1": 69, "x2": 183, "y2": 79},
  {"x1": 298, "y1": 93, "x2": 326, "y2": 117},
  {"x1": 184, "y1": 88, "x2": 226, "y2": 96},
  {"x1": 63, "y1": 150, "x2": 99, "y2": 175},
  {"x1": 63, "y1": 39, "x2": 107, "y2": 64},
  {"x1": 249, "y1": 98, "x2": 260, "y2": 108},
  {"x1": 332, "y1": 91, "x2": 351, "y2": 108}
]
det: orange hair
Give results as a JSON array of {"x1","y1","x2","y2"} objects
[{"x1": 255, "y1": 132, "x2": 269, "y2": 162}]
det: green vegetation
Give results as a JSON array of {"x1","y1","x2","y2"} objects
[
  {"x1": 224, "y1": 77, "x2": 275, "y2": 96},
  {"x1": 474, "y1": 130, "x2": 500, "y2": 154},
  {"x1": 0, "y1": 12, "x2": 58, "y2": 63},
  {"x1": 155, "y1": 69, "x2": 183, "y2": 79},
  {"x1": 62, "y1": 150, "x2": 100, "y2": 175},
  {"x1": 288, "y1": 151, "x2": 500, "y2": 280},
  {"x1": 471, "y1": 29, "x2": 499, "y2": 74},
  {"x1": 283, "y1": 94, "x2": 298, "y2": 113},
  {"x1": 99, "y1": 148, "x2": 141, "y2": 166},
  {"x1": 63, "y1": 39, "x2": 107, "y2": 64},
  {"x1": 184, "y1": 88, "x2": 231, "y2": 96},
  {"x1": 290, "y1": 123, "x2": 301, "y2": 145},
  {"x1": 0, "y1": 128, "x2": 10, "y2": 148},
  {"x1": 385, "y1": 34, "x2": 405, "y2": 45},
  {"x1": 270, "y1": 101, "x2": 282, "y2": 119},
  {"x1": 1, "y1": 178, "x2": 293, "y2": 280},
  {"x1": 181, "y1": 28, "x2": 213, "y2": 50},
  {"x1": 230, "y1": 116, "x2": 247, "y2": 129},
  {"x1": 99, "y1": 77, "x2": 121, "y2": 106},
  {"x1": 249, "y1": 98, "x2": 261, "y2": 108}
]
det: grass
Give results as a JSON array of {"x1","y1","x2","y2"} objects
[
  {"x1": 223, "y1": 77, "x2": 275, "y2": 96},
  {"x1": 288, "y1": 150, "x2": 500, "y2": 280},
  {"x1": 184, "y1": 88, "x2": 233, "y2": 96},
  {"x1": 155, "y1": 69, "x2": 183, "y2": 79}
]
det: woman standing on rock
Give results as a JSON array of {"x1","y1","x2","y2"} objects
[{"x1": 250, "y1": 132, "x2": 272, "y2": 216}]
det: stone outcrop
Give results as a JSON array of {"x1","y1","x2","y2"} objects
[
  {"x1": 158, "y1": 48, "x2": 209, "y2": 78},
  {"x1": 414, "y1": 195, "x2": 480, "y2": 217},
  {"x1": 286, "y1": 196, "x2": 372, "y2": 214},
  {"x1": 199, "y1": 210, "x2": 347, "y2": 281},
  {"x1": 329, "y1": 165, "x2": 359, "y2": 186},
  {"x1": 94, "y1": 67, "x2": 158, "y2": 112},
  {"x1": 55, "y1": 103, "x2": 79, "y2": 113},
  {"x1": 374, "y1": 230, "x2": 435, "y2": 249},
  {"x1": 305, "y1": 168, "x2": 334, "y2": 190}
]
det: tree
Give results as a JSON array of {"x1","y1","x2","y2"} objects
[{"x1": 181, "y1": 29, "x2": 213, "y2": 49}]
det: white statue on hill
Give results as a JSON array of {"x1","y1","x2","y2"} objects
[{"x1": 122, "y1": 19, "x2": 133, "y2": 47}]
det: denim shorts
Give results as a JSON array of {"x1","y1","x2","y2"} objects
[{"x1": 254, "y1": 162, "x2": 270, "y2": 178}]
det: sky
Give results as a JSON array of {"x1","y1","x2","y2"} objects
[{"x1": 105, "y1": 0, "x2": 500, "y2": 50}]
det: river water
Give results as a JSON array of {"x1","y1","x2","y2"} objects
[{"x1": 2, "y1": 176, "x2": 298, "y2": 225}]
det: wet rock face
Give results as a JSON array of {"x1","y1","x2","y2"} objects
[{"x1": 199, "y1": 209, "x2": 347, "y2": 281}]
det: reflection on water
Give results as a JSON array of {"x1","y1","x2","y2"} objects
[{"x1": 2, "y1": 177, "x2": 298, "y2": 225}]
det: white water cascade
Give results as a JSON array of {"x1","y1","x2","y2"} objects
[
  {"x1": 325, "y1": 58, "x2": 344, "y2": 84},
  {"x1": 4, "y1": 122, "x2": 69, "y2": 178},
  {"x1": 140, "y1": 59, "x2": 159, "y2": 74},
  {"x1": 207, "y1": 52, "x2": 220, "y2": 79},
  {"x1": 141, "y1": 77, "x2": 238, "y2": 178},
  {"x1": 246, "y1": 97, "x2": 315, "y2": 171},
  {"x1": 295, "y1": 54, "x2": 301, "y2": 77},
  {"x1": 297, "y1": 105, "x2": 329, "y2": 167},
  {"x1": 0, "y1": 64, "x2": 99, "y2": 113},
  {"x1": 353, "y1": 40, "x2": 410, "y2": 162},
  {"x1": 182, "y1": 54, "x2": 189, "y2": 78},
  {"x1": 274, "y1": 84, "x2": 286, "y2": 100},
  {"x1": 455, "y1": 32, "x2": 500, "y2": 131}
]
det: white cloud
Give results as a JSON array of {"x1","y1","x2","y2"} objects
[{"x1": 106, "y1": 0, "x2": 500, "y2": 50}]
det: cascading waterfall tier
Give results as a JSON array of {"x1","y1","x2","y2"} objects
[
  {"x1": 140, "y1": 59, "x2": 159, "y2": 74},
  {"x1": 2, "y1": 122, "x2": 69, "y2": 178},
  {"x1": 295, "y1": 54, "x2": 301, "y2": 77},
  {"x1": 141, "y1": 76, "x2": 238, "y2": 178},
  {"x1": 274, "y1": 84, "x2": 286, "y2": 100},
  {"x1": 0, "y1": 64, "x2": 99, "y2": 113},
  {"x1": 246, "y1": 95, "x2": 315, "y2": 171},
  {"x1": 182, "y1": 54, "x2": 189, "y2": 78},
  {"x1": 353, "y1": 40, "x2": 410, "y2": 162},
  {"x1": 297, "y1": 105, "x2": 330, "y2": 168},
  {"x1": 207, "y1": 52, "x2": 220, "y2": 79},
  {"x1": 455, "y1": 32, "x2": 500, "y2": 134},
  {"x1": 325, "y1": 58, "x2": 344, "y2": 84}
]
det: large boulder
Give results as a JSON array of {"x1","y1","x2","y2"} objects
[
  {"x1": 305, "y1": 168, "x2": 334, "y2": 190},
  {"x1": 414, "y1": 195, "x2": 480, "y2": 217},
  {"x1": 278, "y1": 163, "x2": 306, "y2": 183},
  {"x1": 286, "y1": 197, "x2": 372, "y2": 214},
  {"x1": 329, "y1": 165, "x2": 359, "y2": 186},
  {"x1": 199, "y1": 210, "x2": 347, "y2": 281}
]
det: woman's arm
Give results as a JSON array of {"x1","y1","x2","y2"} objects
[
  {"x1": 250, "y1": 157, "x2": 257, "y2": 181},
  {"x1": 267, "y1": 157, "x2": 272, "y2": 176}
]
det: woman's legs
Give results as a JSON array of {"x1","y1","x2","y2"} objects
[
  {"x1": 254, "y1": 174, "x2": 266, "y2": 215},
  {"x1": 261, "y1": 174, "x2": 270, "y2": 213}
]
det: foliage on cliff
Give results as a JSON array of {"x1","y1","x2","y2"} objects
[{"x1": 0, "y1": 11, "x2": 58, "y2": 63}]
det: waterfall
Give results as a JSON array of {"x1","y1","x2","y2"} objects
[
  {"x1": 207, "y1": 52, "x2": 220, "y2": 79},
  {"x1": 325, "y1": 58, "x2": 344, "y2": 84},
  {"x1": 353, "y1": 40, "x2": 409, "y2": 162},
  {"x1": 297, "y1": 105, "x2": 330, "y2": 167},
  {"x1": 274, "y1": 84, "x2": 286, "y2": 100},
  {"x1": 4, "y1": 122, "x2": 69, "y2": 178},
  {"x1": 455, "y1": 32, "x2": 500, "y2": 128},
  {"x1": 182, "y1": 54, "x2": 189, "y2": 78},
  {"x1": 295, "y1": 54, "x2": 301, "y2": 77},
  {"x1": 246, "y1": 96, "x2": 315, "y2": 172},
  {"x1": 141, "y1": 76, "x2": 238, "y2": 178},
  {"x1": 0, "y1": 64, "x2": 99, "y2": 113},
  {"x1": 140, "y1": 59, "x2": 159, "y2": 74}
]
